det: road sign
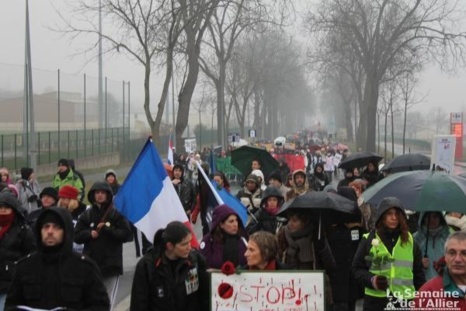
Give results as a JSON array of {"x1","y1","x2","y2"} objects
[{"x1": 249, "y1": 129, "x2": 256, "y2": 138}]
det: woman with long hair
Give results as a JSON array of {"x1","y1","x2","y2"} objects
[
  {"x1": 352, "y1": 197, "x2": 425, "y2": 311},
  {"x1": 130, "y1": 221, "x2": 208, "y2": 311}
]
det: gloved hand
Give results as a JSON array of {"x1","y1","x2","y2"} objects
[{"x1": 372, "y1": 275, "x2": 388, "y2": 290}]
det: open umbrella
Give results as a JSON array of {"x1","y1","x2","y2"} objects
[
  {"x1": 381, "y1": 153, "x2": 431, "y2": 173},
  {"x1": 338, "y1": 151, "x2": 383, "y2": 170},
  {"x1": 277, "y1": 191, "x2": 357, "y2": 217},
  {"x1": 363, "y1": 170, "x2": 466, "y2": 213},
  {"x1": 231, "y1": 145, "x2": 279, "y2": 178}
]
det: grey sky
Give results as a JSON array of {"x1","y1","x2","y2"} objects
[{"x1": 1, "y1": 0, "x2": 465, "y2": 117}]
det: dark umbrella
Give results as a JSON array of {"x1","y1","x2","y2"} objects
[
  {"x1": 381, "y1": 153, "x2": 431, "y2": 173},
  {"x1": 277, "y1": 191, "x2": 357, "y2": 217},
  {"x1": 363, "y1": 170, "x2": 466, "y2": 213},
  {"x1": 338, "y1": 151, "x2": 383, "y2": 170},
  {"x1": 278, "y1": 191, "x2": 358, "y2": 239},
  {"x1": 231, "y1": 145, "x2": 279, "y2": 178}
]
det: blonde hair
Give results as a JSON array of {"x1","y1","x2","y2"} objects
[{"x1": 58, "y1": 198, "x2": 80, "y2": 212}]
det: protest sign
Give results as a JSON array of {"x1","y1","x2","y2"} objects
[{"x1": 211, "y1": 271, "x2": 325, "y2": 311}]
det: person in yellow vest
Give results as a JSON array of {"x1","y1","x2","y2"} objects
[{"x1": 351, "y1": 197, "x2": 425, "y2": 311}]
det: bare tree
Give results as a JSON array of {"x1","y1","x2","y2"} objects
[
  {"x1": 428, "y1": 106, "x2": 449, "y2": 135},
  {"x1": 308, "y1": 0, "x2": 466, "y2": 151}
]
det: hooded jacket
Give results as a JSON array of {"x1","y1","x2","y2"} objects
[
  {"x1": 413, "y1": 212, "x2": 451, "y2": 280},
  {"x1": 0, "y1": 192, "x2": 35, "y2": 294},
  {"x1": 5, "y1": 207, "x2": 110, "y2": 310},
  {"x1": 246, "y1": 187, "x2": 285, "y2": 235},
  {"x1": 351, "y1": 197, "x2": 425, "y2": 310},
  {"x1": 105, "y1": 169, "x2": 120, "y2": 195},
  {"x1": 199, "y1": 204, "x2": 247, "y2": 269},
  {"x1": 309, "y1": 164, "x2": 329, "y2": 191},
  {"x1": 286, "y1": 169, "x2": 311, "y2": 201},
  {"x1": 74, "y1": 182, "x2": 133, "y2": 277},
  {"x1": 236, "y1": 174, "x2": 262, "y2": 210}
]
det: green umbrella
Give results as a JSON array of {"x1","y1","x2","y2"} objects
[
  {"x1": 363, "y1": 170, "x2": 466, "y2": 213},
  {"x1": 231, "y1": 145, "x2": 279, "y2": 179}
]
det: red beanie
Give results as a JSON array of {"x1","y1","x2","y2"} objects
[{"x1": 58, "y1": 185, "x2": 79, "y2": 200}]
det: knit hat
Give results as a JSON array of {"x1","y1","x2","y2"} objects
[
  {"x1": 58, "y1": 185, "x2": 79, "y2": 200},
  {"x1": 105, "y1": 169, "x2": 117, "y2": 179},
  {"x1": 245, "y1": 174, "x2": 259, "y2": 185},
  {"x1": 20, "y1": 167, "x2": 34, "y2": 180},
  {"x1": 57, "y1": 158, "x2": 70, "y2": 167},
  {"x1": 268, "y1": 171, "x2": 282, "y2": 183},
  {"x1": 40, "y1": 211, "x2": 64, "y2": 228},
  {"x1": 40, "y1": 187, "x2": 59, "y2": 202}
]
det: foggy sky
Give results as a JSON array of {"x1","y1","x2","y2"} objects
[{"x1": 1, "y1": 0, "x2": 465, "y2": 117}]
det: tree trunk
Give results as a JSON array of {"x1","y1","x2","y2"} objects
[{"x1": 216, "y1": 62, "x2": 226, "y2": 149}]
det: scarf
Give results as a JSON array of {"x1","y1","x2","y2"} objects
[
  {"x1": 0, "y1": 212, "x2": 15, "y2": 240},
  {"x1": 223, "y1": 233, "x2": 240, "y2": 266},
  {"x1": 58, "y1": 168, "x2": 70, "y2": 180},
  {"x1": 264, "y1": 205, "x2": 280, "y2": 216},
  {"x1": 284, "y1": 225, "x2": 315, "y2": 267},
  {"x1": 249, "y1": 260, "x2": 277, "y2": 271}
]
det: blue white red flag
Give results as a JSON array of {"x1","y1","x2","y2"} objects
[
  {"x1": 195, "y1": 162, "x2": 248, "y2": 227},
  {"x1": 167, "y1": 134, "x2": 174, "y2": 165},
  {"x1": 114, "y1": 138, "x2": 198, "y2": 247}
]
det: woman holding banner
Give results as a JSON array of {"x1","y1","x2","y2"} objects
[{"x1": 244, "y1": 231, "x2": 286, "y2": 270}]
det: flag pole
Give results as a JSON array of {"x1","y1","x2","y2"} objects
[{"x1": 195, "y1": 161, "x2": 224, "y2": 205}]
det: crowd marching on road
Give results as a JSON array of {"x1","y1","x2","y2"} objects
[{"x1": 1, "y1": 135, "x2": 466, "y2": 311}]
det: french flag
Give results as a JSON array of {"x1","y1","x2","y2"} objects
[
  {"x1": 167, "y1": 134, "x2": 174, "y2": 165},
  {"x1": 114, "y1": 138, "x2": 198, "y2": 247}
]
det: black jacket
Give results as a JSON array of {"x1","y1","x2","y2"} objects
[
  {"x1": 5, "y1": 207, "x2": 110, "y2": 310},
  {"x1": 74, "y1": 182, "x2": 133, "y2": 277},
  {"x1": 130, "y1": 248, "x2": 209, "y2": 311},
  {"x1": 0, "y1": 192, "x2": 36, "y2": 294},
  {"x1": 173, "y1": 178, "x2": 196, "y2": 213}
]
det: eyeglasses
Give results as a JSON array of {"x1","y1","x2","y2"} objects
[{"x1": 446, "y1": 250, "x2": 466, "y2": 260}]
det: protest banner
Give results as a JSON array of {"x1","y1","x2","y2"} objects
[{"x1": 211, "y1": 271, "x2": 325, "y2": 311}]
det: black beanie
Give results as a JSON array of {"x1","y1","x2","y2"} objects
[
  {"x1": 268, "y1": 171, "x2": 282, "y2": 183},
  {"x1": 40, "y1": 211, "x2": 64, "y2": 228},
  {"x1": 40, "y1": 187, "x2": 59, "y2": 202},
  {"x1": 20, "y1": 167, "x2": 34, "y2": 180},
  {"x1": 57, "y1": 158, "x2": 70, "y2": 167}
]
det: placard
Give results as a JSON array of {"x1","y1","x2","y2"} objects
[
  {"x1": 211, "y1": 271, "x2": 325, "y2": 311},
  {"x1": 431, "y1": 135, "x2": 456, "y2": 172}
]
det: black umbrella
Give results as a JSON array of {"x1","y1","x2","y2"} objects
[
  {"x1": 278, "y1": 191, "x2": 358, "y2": 239},
  {"x1": 231, "y1": 145, "x2": 279, "y2": 178},
  {"x1": 338, "y1": 151, "x2": 383, "y2": 170},
  {"x1": 277, "y1": 191, "x2": 357, "y2": 216},
  {"x1": 381, "y1": 153, "x2": 431, "y2": 173}
]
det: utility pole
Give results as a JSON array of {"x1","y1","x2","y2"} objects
[{"x1": 98, "y1": 0, "x2": 104, "y2": 129}]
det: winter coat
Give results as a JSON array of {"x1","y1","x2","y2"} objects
[
  {"x1": 351, "y1": 197, "x2": 426, "y2": 311},
  {"x1": 199, "y1": 205, "x2": 247, "y2": 269},
  {"x1": 414, "y1": 270, "x2": 466, "y2": 310},
  {"x1": 130, "y1": 248, "x2": 209, "y2": 311},
  {"x1": 16, "y1": 179, "x2": 41, "y2": 214},
  {"x1": 413, "y1": 212, "x2": 451, "y2": 280},
  {"x1": 0, "y1": 192, "x2": 36, "y2": 294},
  {"x1": 5, "y1": 207, "x2": 110, "y2": 310},
  {"x1": 74, "y1": 182, "x2": 133, "y2": 277},
  {"x1": 309, "y1": 164, "x2": 329, "y2": 191},
  {"x1": 286, "y1": 169, "x2": 311, "y2": 201},
  {"x1": 445, "y1": 213, "x2": 466, "y2": 231},
  {"x1": 246, "y1": 187, "x2": 284, "y2": 235},
  {"x1": 52, "y1": 169, "x2": 84, "y2": 198},
  {"x1": 173, "y1": 178, "x2": 196, "y2": 213}
]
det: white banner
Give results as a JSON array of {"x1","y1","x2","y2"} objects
[
  {"x1": 431, "y1": 135, "x2": 456, "y2": 172},
  {"x1": 211, "y1": 271, "x2": 325, "y2": 311}
]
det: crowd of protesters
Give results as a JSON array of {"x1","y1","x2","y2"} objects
[{"x1": 1, "y1": 137, "x2": 466, "y2": 311}]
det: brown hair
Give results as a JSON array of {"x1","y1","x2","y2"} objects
[
  {"x1": 249, "y1": 231, "x2": 278, "y2": 262},
  {"x1": 376, "y1": 208, "x2": 410, "y2": 245}
]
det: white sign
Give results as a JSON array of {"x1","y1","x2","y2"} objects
[
  {"x1": 211, "y1": 271, "x2": 325, "y2": 311},
  {"x1": 333, "y1": 153, "x2": 342, "y2": 167},
  {"x1": 184, "y1": 138, "x2": 197, "y2": 153},
  {"x1": 451, "y1": 112, "x2": 462, "y2": 124},
  {"x1": 431, "y1": 135, "x2": 456, "y2": 172},
  {"x1": 249, "y1": 129, "x2": 256, "y2": 138}
]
